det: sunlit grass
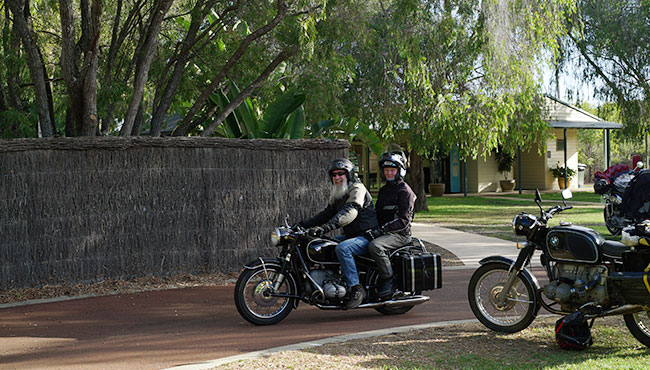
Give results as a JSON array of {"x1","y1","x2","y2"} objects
[{"x1": 414, "y1": 195, "x2": 615, "y2": 241}]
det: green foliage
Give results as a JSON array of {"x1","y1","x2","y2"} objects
[
  {"x1": 550, "y1": 162, "x2": 577, "y2": 178},
  {"x1": 208, "y1": 81, "x2": 305, "y2": 139},
  {"x1": 567, "y1": 0, "x2": 650, "y2": 137}
]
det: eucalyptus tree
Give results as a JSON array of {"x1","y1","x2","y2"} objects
[
  {"x1": 325, "y1": 0, "x2": 574, "y2": 210},
  {"x1": 566, "y1": 0, "x2": 650, "y2": 137}
]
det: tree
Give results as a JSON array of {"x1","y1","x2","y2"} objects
[
  {"x1": 319, "y1": 0, "x2": 573, "y2": 210},
  {"x1": 566, "y1": 0, "x2": 650, "y2": 137}
]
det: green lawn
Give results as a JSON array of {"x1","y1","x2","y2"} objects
[
  {"x1": 499, "y1": 191, "x2": 603, "y2": 203},
  {"x1": 414, "y1": 194, "x2": 614, "y2": 241}
]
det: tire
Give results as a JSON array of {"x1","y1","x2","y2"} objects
[
  {"x1": 468, "y1": 262, "x2": 539, "y2": 333},
  {"x1": 624, "y1": 311, "x2": 650, "y2": 347},
  {"x1": 368, "y1": 270, "x2": 416, "y2": 315},
  {"x1": 234, "y1": 264, "x2": 296, "y2": 325},
  {"x1": 604, "y1": 206, "x2": 622, "y2": 236},
  {"x1": 375, "y1": 305, "x2": 414, "y2": 315}
]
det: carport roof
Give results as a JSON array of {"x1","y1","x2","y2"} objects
[{"x1": 544, "y1": 94, "x2": 623, "y2": 129}]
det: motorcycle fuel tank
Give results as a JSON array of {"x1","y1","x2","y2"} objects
[
  {"x1": 545, "y1": 225, "x2": 605, "y2": 263},
  {"x1": 307, "y1": 239, "x2": 339, "y2": 264}
]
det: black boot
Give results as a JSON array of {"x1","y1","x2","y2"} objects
[
  {"x1": 377, "y1": 276, "x2": 396, "y2": 300},
  {"x1": 346, "y1": 284, "x2": 365, "y2": 309}
]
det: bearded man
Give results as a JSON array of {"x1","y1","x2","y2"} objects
[{"x1": 299, "y1": 158, "x2": 378, "y2": 308}]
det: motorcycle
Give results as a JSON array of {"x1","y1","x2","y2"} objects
[
  {"x1": 234, "y1": 220, "x2": 442, "y2": 325},
  {"x1": 467, "y1": 189, "x2": 650, "y2": 347},
  {"x1": 594, "y1": 161, "x2": 643, "y2": 235}
]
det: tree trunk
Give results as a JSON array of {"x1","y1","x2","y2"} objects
[
  {"x1": 408, "y1": 149, "x2": 429, "y2": 212},
  {"x1": 59, "y1": 0, "x2": 101, "y2": 136},
  {"x1": 7, "y1": 0, "x2": 54, "y2": 137},
  {"x1": 174, "y1": 0, "x2": 288, "y2": 136},
  {"x1": 120, "y1": 0, "x2": 175, "y2": 136},
  {"x1": 150, "y1": 0, "x2": 238, "y2": 136}
]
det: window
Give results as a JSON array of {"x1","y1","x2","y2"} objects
[{"x1": 556, "y1": 140, "x2": 565, "y2": 151}]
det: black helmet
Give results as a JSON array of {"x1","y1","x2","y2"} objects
[
  {"x1": 555, "y1": 311, "x2": 593, "y2": 350},
  {"x1": 379, "y1": 151, "x2": 407, "y2": 181},
  {"x1": 328, "y1": 158, "x2": 356, "y2": 182},
  {"x1": 512, "y1": 213, "x2": 537, "y2": 237},
  {"x1": 593, "y1": 179, "x2": 609, "y2": 195}
]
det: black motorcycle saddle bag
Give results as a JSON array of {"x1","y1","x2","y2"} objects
[{"x1": 394, "y1": 252, "x2": 442, "y2": 292}]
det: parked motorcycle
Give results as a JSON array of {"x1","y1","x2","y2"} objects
[
  {"x1": 467, "y1": 189, "x2": 650, "y2": 347},
  {"x1": 234, "y1": 221, "x2": 442, "y2": 325},
  {"x1": 594, "y1": 162, "x2": 643, "y2": 235}
]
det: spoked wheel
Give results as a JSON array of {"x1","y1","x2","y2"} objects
[
  {"x1": 624, "y1": 310, "x2": 650, "y2": 347},
  {"x1": 604, "y1": 207, "x2": 622, "y2": 236},
  {"x1": 234, "y1": 264, "x2": 296, "y2": 325},
  {"x1": 468, "y1": 262, "x2": 539, "y2": 333}
]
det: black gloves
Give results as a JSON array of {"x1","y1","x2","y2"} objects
[
  {"x1": 308, "y1": 223, "x2": 334, "y2": 237},
  {"x1": 365, "y1": 227, "x2": 383, "y2": 240}
]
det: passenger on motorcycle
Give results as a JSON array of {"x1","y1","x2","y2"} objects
[
  {"x1": 298, "y1": 158, "x2": 378, "y2": 309},
  {"x1": 366, "y1": 151, "x2": 416, "y2": 299}
]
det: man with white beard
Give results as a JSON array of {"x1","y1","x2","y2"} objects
[{"x1": 299, "y1": 158, "x2": 378, "y2": 309}]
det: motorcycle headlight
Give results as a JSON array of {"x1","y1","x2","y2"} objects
[
  {"x1": 512, "y1": 213, "x2": 537, "y2": 237},
  {"x1": 271, "y1": 228, "x2": 281, "y2": 246},
  {"x1": 270, "y1": 227, "x2": 290, "y2": 246}
]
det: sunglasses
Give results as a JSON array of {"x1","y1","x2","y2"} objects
[{"x1": 331, "y1": 171, "x2": 347, "y2": 177}]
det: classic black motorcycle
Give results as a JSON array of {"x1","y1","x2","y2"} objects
[
  {"x1": 234, "y1": 221, "x2": 442, "y2": 325},
  {"x1": 594, "y1": 162, "x2": 643, "y2": 235},
  {"x1": 468, "y1": 189, "x2": 650, "y2": 347}
]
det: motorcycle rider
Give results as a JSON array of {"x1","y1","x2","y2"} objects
[
  {"x1": 299, "y1": 158, "x2": 378, "y2": 308},
  {"x1": 366, "y1": 150, "x2": 416, "y2": 299}
]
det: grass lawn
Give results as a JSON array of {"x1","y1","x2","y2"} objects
[
  {"x1": 215, "y1": 317, "x2": 650, "y2": 370},
  {"x1": 500, "y1": 191, "x2": 603, "y2": 203},
  {"x1": 414, "y1": 194, "x2": 615, "y2": 241}
]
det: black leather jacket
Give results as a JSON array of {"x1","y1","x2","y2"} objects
[
  {"x1": 301, "y1": 180, "x2": 378, "y2": 237},
  {"x1": 375, "y1": 179, "x2": 416, "y2": 236}
]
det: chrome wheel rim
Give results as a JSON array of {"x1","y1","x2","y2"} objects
[
  {"x1": 243, "y1": 270, "x2": 290, "y2": 320},
  {"x1": 474, "y1": 269, "x2": 533, "y2": 327}
]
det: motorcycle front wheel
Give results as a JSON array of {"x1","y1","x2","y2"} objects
[
  {"x1": 468, "y1": 262, "x2": 538, "y2": 333},
  {"x1": 604, "y1": 206, "x2": 622, "y2": 235},
  {"x1": 624, "y1": 311, "x2": 650, "y2": 347},
  {"x1": 234, "y1": 264, "x2": 296, "y2": 325}
]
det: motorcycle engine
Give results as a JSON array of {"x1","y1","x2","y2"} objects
[
  {"x1": 308, "y1": 269, "x2": 347, "y2": 300},
  {"x1": 543, "y1": 263, "x2": 608, "y2": 307}
]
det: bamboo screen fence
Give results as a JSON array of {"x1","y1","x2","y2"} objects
[{"x1": 0, "y1": 137, "x2": 348, "y2": 289}]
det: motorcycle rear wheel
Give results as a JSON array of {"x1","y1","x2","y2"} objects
[
  {"x1": 604, "y1": 207, "x2": 622, "y2": 236},
  {"x1": 624, "y1": 311, "x2": 650, "y2": 347},
  {"x1": 468, "y1": 262, "x2": 538, "y2": 333},
  {"x1": 234, "y1": 265, "x2": 296, "y2": 325}
]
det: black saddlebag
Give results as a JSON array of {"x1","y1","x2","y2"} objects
[
  {"x1": 622, "y1": 248, "x2": 650, "y2": 272},
  {"x1": 608, "y1": 271, "x2": 650, "y2": 305},
  {"x1": 394, "y1": 252, "x2": 442, "y2": 292}
]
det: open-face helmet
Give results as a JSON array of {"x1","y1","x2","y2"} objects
[
  {"x1": 379, "y1": 151, "x2": 407, "y2": 181},
  {"x1": 328, "y1": 158, "x2": 356, "y2": 182}
]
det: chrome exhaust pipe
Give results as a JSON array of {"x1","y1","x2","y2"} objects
[{"x1": 315, "y1": 295, "x2": 430, "y2": 310}]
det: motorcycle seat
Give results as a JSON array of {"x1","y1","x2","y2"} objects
[{"x1": 602, "y1": 240, "x2": 632, "y2": 258}]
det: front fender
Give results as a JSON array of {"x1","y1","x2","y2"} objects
[
  {"x1": 243, "y1": 257, "x2": 283, "y2": 270},
  {"x1": 478, "y1": 256, "x2": 541, "y2": 291}
]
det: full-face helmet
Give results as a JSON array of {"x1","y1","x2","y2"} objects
[
  {"x1": 379, "y1": 151, "x2": 407, "y2": 181},
  {"x1": 328, "y1": 158, "x2": 356, "y2": 182}
]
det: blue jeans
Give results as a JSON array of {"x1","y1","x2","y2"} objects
[{"x1": 334, "y1": 235, "x2": 369, "y2": 287}]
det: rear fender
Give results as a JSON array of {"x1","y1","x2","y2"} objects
[{"x1": 479, "y1": 256, "x2": 541, "y2": 291}]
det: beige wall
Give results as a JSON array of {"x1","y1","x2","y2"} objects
[
  {"x1": 545, "y1": 128, "x2": 579, "y2": 190},
  {"x1": 467, "y1": 152, "x2": 502, "y2": 193}
]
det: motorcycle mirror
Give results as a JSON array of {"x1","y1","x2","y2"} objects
[
  {"x1": 284, "y1": 214, "x2": 290, "y2": 228},
  {"x1": 636, "y1": 161, "x2": 644, "y2": 170},
  {"x1": 561, "y1": 189, "x2": 572, "y2": 206}
]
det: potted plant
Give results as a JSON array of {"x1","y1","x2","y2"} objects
[
  {"x1": 551, "y1": 162, "x2": 577, "y2": 189},
  {"x1": 427, "y1": 150, "x2": 446, "y2": 196},
  {"x1": 494, "y1": 148, "x2": 516, "y2": 192}
]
